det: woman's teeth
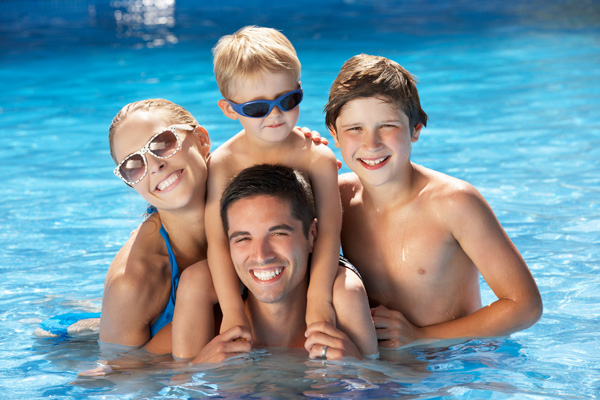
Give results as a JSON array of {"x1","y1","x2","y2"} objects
[{"x1": 157, "y1": 171, "x2": 181, "y2": 191}]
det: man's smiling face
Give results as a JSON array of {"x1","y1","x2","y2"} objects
[{"x1": 226, "y1": 195, "x2": 315, "y2": 304}]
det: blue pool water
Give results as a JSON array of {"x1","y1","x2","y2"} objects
[{"x1": 1, "y1": 0, "x2": 599, "y2": 398}]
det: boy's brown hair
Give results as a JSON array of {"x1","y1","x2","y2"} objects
[
  {"x1": 325, "y1": 54, "x2": 428, "y2": 134},
  {"x1": 212, "y1": 26, "x2": 301, "y2": 100}
]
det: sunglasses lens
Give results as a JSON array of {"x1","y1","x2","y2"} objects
[
  {"x1": 119, "y1": 154, "x2": 145, "y2": 184},
  {"x1": 149, "y1": 129, "x2": 179, "y2": 157},
  {"x1": 241, "y1": 103, "x2": 271, "y2": 118},
  {"x1": 280, "y1": 91, "x2": 302, "y2": 111}
]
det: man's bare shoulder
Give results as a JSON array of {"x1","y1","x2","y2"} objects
[{"x1": 338, "y1": 172, "x2": 362, "y2": 204}]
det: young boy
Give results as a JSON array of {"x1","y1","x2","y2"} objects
[
  {"x1": 200, "y1": 27, "x2": 377, "y2": 357},
  {"x1": 325, "y1": 54, "x2": 542, "y2": 349}
]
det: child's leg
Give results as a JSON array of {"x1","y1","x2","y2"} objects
[
  {"x1": 332, "y1": 264, "x2": 379, "y2": 358},
  {"x1": 172, "y1": 260, "x2": 218, "y2": 360}
]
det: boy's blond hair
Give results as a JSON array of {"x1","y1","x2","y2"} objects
[
  {"x1": 212, "y1": 26, "x2": 301, "y2": 99},
  {"x1": 325, "y1": 54, "x2": 428, "y2": 135}
]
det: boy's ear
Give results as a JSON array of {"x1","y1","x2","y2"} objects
[
  {"x1": 411, "y1": 122, "x2": 423, "y2": 142},
  {"x1": 327, "y1": 126, "x2": 340, "y2": 148},
  {"x1": 217, "y1": 99, "x2": 239, "y2": 121}
]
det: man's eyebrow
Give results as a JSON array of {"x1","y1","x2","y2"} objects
[
  {"x1": 269, "y1": 224, "x2": 294, "y2": 232},
  {"x1": 228, "y1": 231, "x2": 250, "y2": 241},
  {"x1": 228, "y1": 224, "x2": 295, "y2": 241}
]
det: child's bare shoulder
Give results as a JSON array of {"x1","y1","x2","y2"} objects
[
  {"x1": 307, "y1": 134, "x2": 336, "y2": 161},
  {"x1": 420, "y1": 166, "x2": 487, "y2": 215},
  {"x1": 207, "y1": 135, "x2": 244, "y2": 182},
  {"x1": 209, "y1": 131, "x2": 242, "y2": 165}
]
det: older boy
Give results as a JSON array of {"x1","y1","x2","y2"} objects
[
  {"x1": 200, "y1": 27, "x2": 377, "y2": 356},
  {"x1": 325, "y1": 54, "x2": 542, "y2": 348}
]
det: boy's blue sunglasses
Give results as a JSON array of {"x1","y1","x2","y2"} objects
[{"x1": 227, "y1": 88, "x2": 303, "y2": 118}]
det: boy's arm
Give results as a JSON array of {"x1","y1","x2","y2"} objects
[
  {"x1": 205, "y1": 161, "x2": 251, "y2": 334},
  {"x1": 374, "y1": 186, "x2": 542, "y2": 348},
  {"x1": 305, "y1": 147, "x2": 343, "y2": 327}
]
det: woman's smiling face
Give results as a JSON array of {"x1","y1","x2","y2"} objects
[{"x1": 112, "y1": 110, "x2": 210, "y2": 211}]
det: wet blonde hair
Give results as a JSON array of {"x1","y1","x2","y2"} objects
[
  {"x1": 108, "y1": 98, "x2": 198, "y2": 163},
  {"x1": 212, "y1": 26, "x2": 301, "y2": 99}
]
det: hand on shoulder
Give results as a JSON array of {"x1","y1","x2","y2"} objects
[{"x1": 296, "y1": 126, "x2": 329, "y2": 146}]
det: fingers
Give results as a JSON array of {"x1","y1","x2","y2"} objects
[
  {"x1": 304, "y1": 322, "x2": 361, "y2": 359},
  {"x1": 370, "y1": 304, "x2": 395, "y2": 317},
  {"x1": 370, "y1": 307, "x2": 420, "y2": 348},
  {"x1": 221, "y1": 324, "x2": 253, "y2": 343},
  {"x1": 305, "y1": 321, "x2": 343, "y2": 339},
  {"x1": 307, "y1": 343, "x2": 337, "y2": 360},
  {"x1": 305, "y1": 327, "x2": 343, "y2": 351},
  {"x1": 191, "y1": 325, "x2": 253, "y2": 364},
  {"x1": 296, "y1": 126, "x2": 329, "y2": 145},
  {"x1": 304, "y1": 322, "x2": 343, "y2": 356},
  {"x1": 191, "y1": 337, "x2": 251, "y2": 364}
]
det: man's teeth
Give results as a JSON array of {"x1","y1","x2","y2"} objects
[
  {"x1": 252, "y1": 268, "x2": 283, "y2": 281},
  {"x1": 157, "y1": 171, "x2": 181, "y2": 191},
  {"x1": 361, "y1": 156, "x2": 388, "y2": 166}
]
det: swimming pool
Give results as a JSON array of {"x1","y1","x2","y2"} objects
[{"x1": 1, "y1": 0, "x2": 599, "y2": 398}]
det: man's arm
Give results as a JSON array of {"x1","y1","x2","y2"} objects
[{"x1": 330, "y1": 264, "x2": 379, "y2": 357}]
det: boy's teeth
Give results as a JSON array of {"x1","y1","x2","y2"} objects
[
  {"x1": 361, "y1": 156, "x2": 388, "y2": 166},
  {"x1": 157, "y1": 171, "x2": 181, "y2": 191},
  {"x1": 252, "y1": 268, "x2": 283, "y2": 281}
]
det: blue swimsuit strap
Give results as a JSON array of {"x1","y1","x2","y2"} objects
[
  {"x1": 38, "y1": 208, "x2": 181, "y2": 339},
  {"x1": 148, "y1": 221, "x2": 181, "y2": 337}
]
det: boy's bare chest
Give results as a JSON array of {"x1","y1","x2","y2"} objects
[{"x1": 341, "y1": 203, "x2": 462, "y2": 306}]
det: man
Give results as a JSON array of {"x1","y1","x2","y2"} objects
[{"x1": 192, "y1": 164, "x2": 378, "y2": 363}]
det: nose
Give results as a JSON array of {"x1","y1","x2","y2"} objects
[
  {"x1": 267, "y1": 105, "x2": 283, "y2": 117},
  {"x1": 363, "y1": 129, "x2": 382, "y2": 151},
  {"x1": 251, "y1": 236, "x2": 275, "y2": 265},
  {"x1": 146, "y1": 154, "x2": 166, "y2": 174}
]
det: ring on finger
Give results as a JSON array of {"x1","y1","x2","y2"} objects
[{"x1": 321, "y1": 345, "x2": 328, "y2": 359}]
